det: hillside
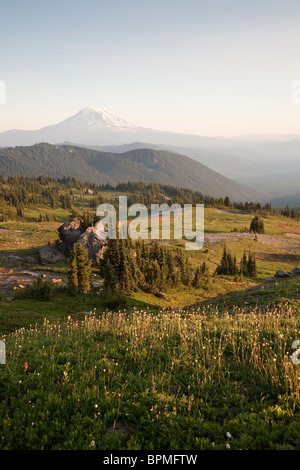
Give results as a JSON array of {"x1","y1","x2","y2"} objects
[
  {"x1": 1, "y1": 106, "x2": 299, "y2": 205},
  {"x1": 0, "y1": 107, "x2": 300, "y2": 205},
  {"x1": 91, "y1": 141, "x2": 300, "y2": 205},
  {"x1": 0, "y1": 143, "x2": 263, "y2": 202}
]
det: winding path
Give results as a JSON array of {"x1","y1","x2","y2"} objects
[{"x1": 204, "y1": 232, "x2": 300, "y2": 254}]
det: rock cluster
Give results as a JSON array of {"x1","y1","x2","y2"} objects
[
  {"x1": 264, "y1": 267, "x2": 300, "y2": 283},
  {"x1": 75, "y1": 223, "x2": 107, "y2": 262},
  {"x1": 58, "y1": 218, "x2": 107, "y2": 262},
  {"x1": 58, "y1": 217, "x2": 84, "y2": 251},
  {"x1": 38, "y1": 218, "x2": 107, "y2": 264}
]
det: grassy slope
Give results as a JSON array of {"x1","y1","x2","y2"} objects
[
  {"x1": 1, "y1": 307, "x2": 300, "y2": 450},
  {"x1": 1, "y1": 204, "x2": 300, "y2": 450},
  {"x1": 0, "y1": 203, "x2": 299, "y2": 330}
]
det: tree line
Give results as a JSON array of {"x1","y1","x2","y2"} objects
[
  {"x1": 100, "y1": 239, "x2": 192, "y2": 294},
  {"x1": 215, "y1": 245, "x2": 257, "y2": 277},
  {"x1": 1, "y1": 174, "x2": 298, "y2": 223}
]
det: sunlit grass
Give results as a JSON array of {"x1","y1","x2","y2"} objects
[{"x1": 1, "y1": 305, "x2": 300, "y2": 450}]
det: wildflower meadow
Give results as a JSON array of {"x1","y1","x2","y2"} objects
[{"x1": 0, "y1": 304, "x2": 300, "y2": 450}]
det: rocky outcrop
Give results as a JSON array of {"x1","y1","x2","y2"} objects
[
  {"x1": 265, "y1": 267, "x2": 300, "y2": 283},
  {"x1": 288, "y1": 267, "x2": 300, "y2": 276},
  {"x1": 58, "y1": 217, "x2": 84, "y2": 252},
  {"x1": 76, "y1": 225, "x2": 107, "y2": 262},
  {"x1": 39, "y1": 244, "x2": 67, "y2": 265},
  {"x1": 57, "y1": 218, "x2": 108, "y2": 262},
  {"x1": 274, "y1": 270, "x2": 292, "y2": 278}
]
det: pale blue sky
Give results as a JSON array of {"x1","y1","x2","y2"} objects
[{"x1": 1, "y1": 0, "x2": 300, "y2": 135}]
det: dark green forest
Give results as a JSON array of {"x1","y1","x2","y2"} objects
[
  {"x1": 0, "y1": 142, "x2": 262, "y2": 201},
  {"x1": 0, "y1": 173, "x2": 298, "y2": 223}
]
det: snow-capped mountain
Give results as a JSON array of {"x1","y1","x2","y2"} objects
[
  {"x1": 0, "y1": 107, "x2": 150, "y2": 147},
  {"x1": 55, "y1": 107, "x2": 141, "y2": 132},
  {"x1": 0, "y1": 107, "x2": 220, "y2": 147},
  {"x1": 1, "y1": 107, "x2": 300, "y2": 151},
  {"x1": 1, "y1": 107, "x2": 300, "y2": 206}
]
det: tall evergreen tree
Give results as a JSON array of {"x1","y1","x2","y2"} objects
[{"x1": 68, "y1": 244, "x2": 92, "y2": 293}]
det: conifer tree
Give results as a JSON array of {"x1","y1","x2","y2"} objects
[
  {"x1": 76, "y1": 244, "x2": 92, "y2": 293},
  {"x1": 192, "y1": 266, "x2": 201, "y2": 288},
  {"x1": 68, "y1": 244, "x2": 92, "y2": 293},
  {"x1": 68, "y1": 247, "x2": 79, "y2": 293},
  {"x1": 250, "y1": 216, "x2": 265, "y2": 234},
  {"x1": 103, "y1": 261, "x2": 117, "y2": 293},
  {"x1": 200, "y1": 261, "x2": 209, "y2": 278}
]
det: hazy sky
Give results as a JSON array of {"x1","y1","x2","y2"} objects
[{"x1": 1, "y1": 0, "x2": 300, "y2": 136}]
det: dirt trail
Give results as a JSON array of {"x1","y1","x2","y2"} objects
[
  {"x1": 204, "y1": 233, "x2": 300, "y2": 253},
  {"x1": 285, "y1": 232, "x2": 300, "y2": 239}
]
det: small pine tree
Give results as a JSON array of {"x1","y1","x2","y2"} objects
[
  {"x1": 216, "y1": 245, "x2": 229, "y2": 275},
  {"x1": 192, "y1": 266, "x2": 201, "y2": 288},
  {"x1": 200, "y1": 261, "x2": 209, "y2": 278},
  {"x1": 250, "y1": 216, "x2": 265, "y2": 234},
  {"x1": 68, "y1": 244, "x2": 92, "y2": 293},
  {"x1": 76, "y1": 244, "x2": 92, "y2": 293},
  {"x1": 103, "y1": 263, "x2": 117, "y2": 292},
  {"x1": 247, "y1": 252, "x2": 257, "y2": 276},
  {"x1": 240, "y1": 251, "x2": 257, "y2": 277},
  {"x1": 193, "y1": 262, "x2": 209, "y2": 288},
  {"x1": 68, "y1": 247, "x2": 79, "y2": 293}
]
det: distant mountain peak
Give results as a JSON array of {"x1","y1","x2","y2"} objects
[{"x1": 57, "y1": 107, "x2": 141, "y2": 132}]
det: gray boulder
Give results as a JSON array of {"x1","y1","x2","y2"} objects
[
  {"x1": 288, "y1": 267, "x2": 300, "y2": 276},
  {"x1": 58, "y1": 218, "x2": 84, "y2": 251},
  {"x1": 76, "y1": 226, "x2": 107, "y2": 262},
  {"x1": 274, "y1": 270, "x2": 292, "y2": 278}
]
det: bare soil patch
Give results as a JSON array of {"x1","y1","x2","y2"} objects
[{"x1": 204, "y1": 232, "x2": 300, "y2": 253}]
